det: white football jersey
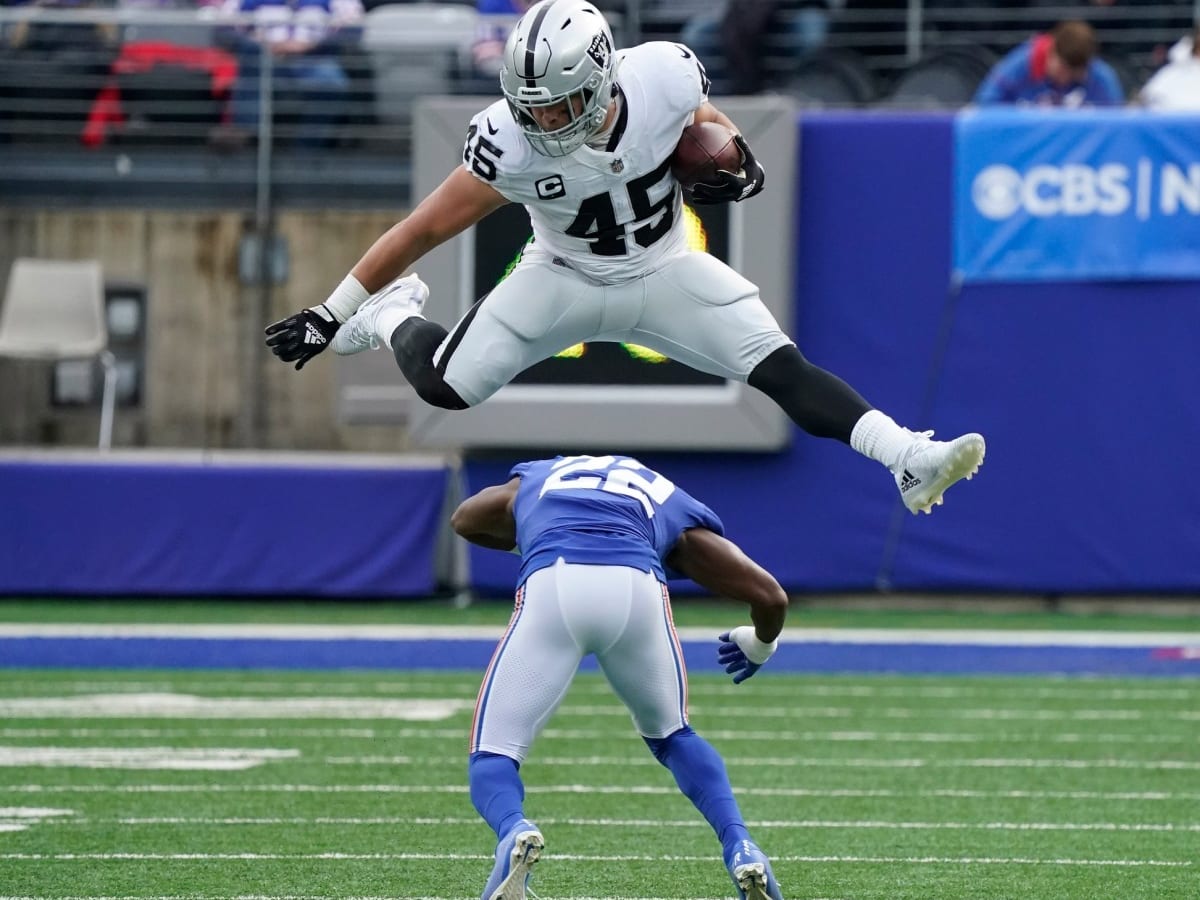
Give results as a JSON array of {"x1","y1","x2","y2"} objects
[{"x1": 462, "y1": 41, "x2": 710, "y2": 283}]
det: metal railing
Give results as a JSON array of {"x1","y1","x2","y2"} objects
[{"x1": 0, "y1": 1, "x2": 1196, "y2": 208}]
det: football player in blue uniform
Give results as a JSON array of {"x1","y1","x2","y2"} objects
[
  {"x1": 451, "y1": 454, "x2": 787, "y2": 900},
  {"x1": 265, "y1": 0, "x2": 985, "y2": 515}
]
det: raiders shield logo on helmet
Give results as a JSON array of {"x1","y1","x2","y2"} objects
[{"x1": 586, "y1": 32, "x2": 610, "y2": 68}]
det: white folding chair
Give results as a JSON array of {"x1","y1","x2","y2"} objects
[
  {"x1": 363, "y1": 3, "x2": 479, "y2": 128},
  {"x1": 0, "y1": 258, "x2": 116, "y2": 450}
]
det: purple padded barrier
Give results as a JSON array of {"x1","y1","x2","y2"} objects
[{"x1": 0, "y1": 454, "x2": 449, "y2": 597}]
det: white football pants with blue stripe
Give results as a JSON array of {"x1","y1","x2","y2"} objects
[{"x1": 470, "y1": 558, "x2": 689, "y2": 761}]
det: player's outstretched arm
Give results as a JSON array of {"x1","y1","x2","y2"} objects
[
  {"x1": 667, "y1": 528, "x2": 787, "y2": 641},
  {"x1": 667, "y1": 527, "x2": 787, "y2": 683},
  {"x1": 450, "y1": 477, "x2": 521, "y2": 552},
  {"x1": 265, "y1": 168, "x2": 508, "y2": 370},
  {"x1": 351, "y1": 167, "x2": 509, "y2": 295},
  {"x1": 667, "y1": 528, "x2": 787, "y2": 681}
]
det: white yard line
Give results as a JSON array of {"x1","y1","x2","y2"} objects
[
  {"x1": 553, "y1": 704, "x2": 1200, "y2": 721},
  {"x1": 1, "y1": 623, "x2": 1197, "y2": 646},
  {"x1": 320, "y1": 754, "x2": 1200, "y2": 770},
  {"x1": 93, "y1": 816, "x2": 1200, "y2": 833},
  {"x1": 0, "y1": 897, "x2": 761, "y2": 900},
  {"x1": 0, "y1": 679, "x2": 1194, "y2": 702},
  {"x1": 0, "y1": 897, "x2": 808, "y2": 900},
  {"x1": 4, "y1": 694, "x2": 1195, "y2": 722},
  {"x1": 0, "y1": 696, "x2": 474, "y2": 720},
  {"x1": 0, "y1": 852, "x2": 1188, "y2": 867},
  {"x1": 0, "y1": 747, "x2": 298, "y2": 770},
  {"x1": 4, "y1": 784, "x2": 1199, "y2": 801},
  {"x1": 1, "y1": 726, "x2": 1193, "y2": 746}
]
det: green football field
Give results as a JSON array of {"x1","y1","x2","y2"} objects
[{"x1": 2, "y1": 667, "x2": 1197, "y2": 900}]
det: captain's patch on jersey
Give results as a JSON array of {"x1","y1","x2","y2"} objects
[{"x1": 536, "y1": 175, "x2": 567, "y2": 199}]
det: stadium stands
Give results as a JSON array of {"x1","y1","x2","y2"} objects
[{"x1": 1, "y1": 1, "x2": 1193, "y2": 155}]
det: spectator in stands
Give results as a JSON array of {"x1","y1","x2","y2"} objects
[
  {"x1": 1018, "y1": 0, "x2": 1183, "y2": 66},
  {"x1": 216, "y1": 0, "x2": 363, "y2": 148},
  {"x1": 680, "y1": 0, "x2": 833, "y2": 95},
  {"x1": 1138, "y1": 25, "x2": 1200, "y2": 110},
  {"x1": 0, "y1": 0, "x2": 119, "y2": 143},
  {"x1": 973, "y1": 19, "x2": 1124, "y2": 106},
  {"x1": 470, "y1": 0, "x2": 533, "y2": 82}
]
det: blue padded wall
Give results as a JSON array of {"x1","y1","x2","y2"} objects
[{"x1": 464, "y1": 112, "x2": 1200, "y2": 596}]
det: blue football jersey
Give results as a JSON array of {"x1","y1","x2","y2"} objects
[{"x1": 510, "y1": 455, "x2": 724, "y2": 584}]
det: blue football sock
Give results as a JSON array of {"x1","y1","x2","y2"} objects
[
  {"x1": 468, "y1": 750, "x2": 526, "y2": 839},
  {"x1": 644, "y1": 726, "x2": 751, "y2": 852}
]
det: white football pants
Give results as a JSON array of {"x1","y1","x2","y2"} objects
[
  {"x1": 436, "y1": 246, "x2": 794, "y2": 406},
  {"x1": 469, "y1": 559, "x2": 689, "y2": 762}
]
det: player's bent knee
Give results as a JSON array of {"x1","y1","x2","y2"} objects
[
  {"x1": 390, "y1": 319, "x2": 471, "y2": 410},
  {"x1": 411, "y1": 371, "x2": 470, "y2": 410}
]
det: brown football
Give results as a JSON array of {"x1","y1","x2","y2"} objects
[{"x1": 670, "y1": 122, "x2": 742, "y2": 189}]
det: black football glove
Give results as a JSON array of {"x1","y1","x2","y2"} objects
[
  {"x1": 687, "y1": 135, "x2": 766, "y2": 205},
  {"x1": 264, "y1": 303, "x2": 341, "y2": 371}
]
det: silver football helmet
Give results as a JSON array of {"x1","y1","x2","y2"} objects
[{"x1": 499, "y1": 0, "x2": 617, "y2": 157}]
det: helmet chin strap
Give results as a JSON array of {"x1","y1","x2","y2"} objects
[{"x1": 584, "y1": 94, "x2": 621, "y2": 150}]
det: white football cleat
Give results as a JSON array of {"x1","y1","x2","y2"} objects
[
  {"x1": 893, "y1": 431, "x2": 986, "y2": 515},
  {"x1": 481, "y1": 820, "x2": 543, "y2": 900},
  {"x1": 331, "y1": 273, "x2": 428, "y2": 355},
  {"x1": 728, "y1": 840, "x2": 784, "y2": 900}
]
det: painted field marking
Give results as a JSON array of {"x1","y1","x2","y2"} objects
[
  {"x1": 0, "y1": 728, "x2": 382, "y2": 739},
  {"x1": 98, "y1": 815, "x2": 1200, "y2": 833},
  {"x1": 555, "y1": 705, "x2": 1200, "y2": 721},
  {"x1": 0, "y1": 851, "x2": 1189, "y2": 867},
  {"x1": 0, "y1": 678, "x2": 1195, "y2": 702},
  {"x1": 0, "y1": 747, "x2": 297, "y2": 770},
  {"x1": 1, "y1": 725, "x2": 1193, "y2": 747},
  {"x1": 4, "y1": 784, "x2": 1199, "y2": 801},
  {"x1": 0, "y1": 807, "x2": 74, "y2": 833},
  {"x1": 0, "y1": 695, "x2": 473, "y2": 720},
  {"x1": 0, "y1": 897, "x2": 811, "y2": 900},
  {"x1": 0, "y1": 897, "x2": 856, "y2": 900},
  {"x1": 321, "y1": 754, "x2": 1200, "y2": 771},
  {"x1": 2, "y1": 623, "x2": 1197, "y2": 647},
  {"x1": 1, "y1": 693, "x2": 1195, "y2": 723}
]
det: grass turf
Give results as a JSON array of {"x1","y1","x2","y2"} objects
[{"x1": 1, "y1": 669, "x2": 1196, "y2": 899}]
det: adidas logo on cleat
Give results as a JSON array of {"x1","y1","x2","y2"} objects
[{"x1": 899, "y1": 469, "x2": 922, "y2": 493}]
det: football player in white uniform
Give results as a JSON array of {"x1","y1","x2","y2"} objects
[{"x1": 264, "y1": 0, "x2": 985, "y2": 515}]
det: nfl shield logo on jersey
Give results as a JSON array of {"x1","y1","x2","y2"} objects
[{"x1": 611, "y1": 159, "x2": 624, "y2": 174}]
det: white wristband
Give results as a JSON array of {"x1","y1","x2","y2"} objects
[
  {"x1": 323, "y1": 274, "x2": 370, "y2": 324},
  {"x1": 730, "y1": 625, "x2": 778, "y2": 665}
]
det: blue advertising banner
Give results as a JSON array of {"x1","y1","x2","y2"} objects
[{"x1": 954, "y1": 109, "x2": 1200, "y2": 282}]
